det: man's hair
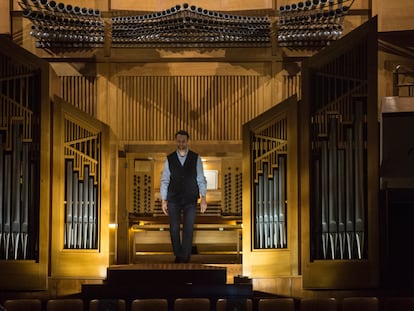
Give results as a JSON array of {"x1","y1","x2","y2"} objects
[{"x1": 175, "y1": 130, "x2": 190, "y2": 139}]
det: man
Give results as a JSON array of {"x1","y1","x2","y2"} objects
[{"x1": 160, "y1": 130, "x2": 207, "y2": 263}]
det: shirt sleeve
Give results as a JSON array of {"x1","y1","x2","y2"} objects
[
  {"x1": 196, "y1": 156, "x2": 207, "y2": 197},
  {"x1": 160, "y1": 159, "x2": 170, "y2": 201}
]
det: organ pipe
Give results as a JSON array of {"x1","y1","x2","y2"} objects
[
  {"x1": 252, "y1": 117, "x2": 288, "y2": 249},
  {"x1": 310, "y1": 71, "x2": 368, "y2": 260},
  {"x1": 63, "y1": 117, "x2": 101, "y2": 250},
  {"x1": 1, "y1": 48, "x2": 39, "y2": 262},
  {"x1": 11, "y1": 124, "x2": 22, "y2": 259},
  {"x1": 328, "y1": 117, "x2": 338, "y2": 259},
  {"x1": 354, "y1": 101, "x2": 365, "y2": 259},
  {"x1": 0, "y1": 134, "x2": 3, "y2": 255}
]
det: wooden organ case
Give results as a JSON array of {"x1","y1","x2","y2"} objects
[
  {"x1": 0, "y1": 36, "x2": 53, "y2": 290},
  {"x1": 300, "y1": 18, "x2": 379, "y2": 289},
  {"x1": 242, "y1": 95, "x2": 299, "y2": 278},
  {"x1": 50, "y1": 97, "x2": 111, "y2": 278}
]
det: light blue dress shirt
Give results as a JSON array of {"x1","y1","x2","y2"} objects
[{"x1": 160, "y1": 149, "x2": 207, "y2": 201}]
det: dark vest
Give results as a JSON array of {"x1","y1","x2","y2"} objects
[{"x1": 167, "y1": 150, "x2": 199, "y2": 204}]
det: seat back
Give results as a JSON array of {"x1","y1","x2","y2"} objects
[
  {"x1": 383, "y1": 297, "x2": 414, "y2": 311},
  {"x1": 300, "y1": 298, "x2": 338, "y2": 311},
  {"x1": 174, "y1": 298, "x2": 210, "y2": 311},
  {"x1": 216, "y1": 298, "x2": 253, "y2": 311},
  {"x1": 47, "y1": 299, "x2": 84, "y2": 311},
  {"x1": 131, "y1": 299, "x2": 168, "y2": 311},
  {"x1": 89, "y1": 299, "x2": 126, "y2": 311},
  {"x1": 342, "y1": 297, "x2": 379, "y2": 311},
  {"x1": 258, "y1": 298, "x2": 295, "y2": 311},
  {"x1": 4, "y1": 299, "x2": 42, "y2": 311}
]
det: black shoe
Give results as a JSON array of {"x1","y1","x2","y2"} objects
[
  {"x1": 174, "y1": 256, "x2": 183, "y2": 263},
  {"x1": 182, "y1": 256, "x2": 190, "y2": 263}
]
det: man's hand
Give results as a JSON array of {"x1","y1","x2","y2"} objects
[
  {"x1": 161, "y1": 200, "x2": 168, "y2": 215},
  {"x1": 200, "y1": 197, "x2": 207, "y2": 213}
]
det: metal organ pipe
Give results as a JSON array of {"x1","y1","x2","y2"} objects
[
  {"x1": 64, "y1": 160, "x2": 98, "y2": 249},
  {"x1": 354, "y1": 103, "x2": 365, "y2": 259},
  {"x1": 255, "y1": 182, "x2": 259, "y2": 247},
  {"x1": 328, "y1": 117, "x2": 338, "y2": 259},
  {"x1": 21, "y1": 143, "x2": 30, "y2": 259},
  {"x1": 279, "y1": 156, "x2": 286, "y2": 248},
  {"x1": 65, "y1": 160, "x2": 73, "y2": 248},
  {"x1": 321, "y1": 140, "x2": 329, "y2": 259},
  {"x1": 256, "y1": 161, "x2": 289, "y2": 249},
  {"x1": 11, "y1": 124, "x2": 22, "y2": 260},
  {"x1": 257, "y1": 173, "x2": 264, "y2": 248},
  {"x1": 77, "y1": 180, "x2": 83, "y2": 248},
  {"x1": 268, "y1": 175, "x2": 274, "y2": 248},
  {"x1": 345, "y1": 127, "x2": 354, "y2": 259},
  {"x1": 4, "y1": 153, "x2": 11, "y2": 259},
  {"x1": 313, "y1": 154, "x2": 321, "y2": 257},
  {"x1": 338, "y1": 145, "x2": 346, "y2": 259},
  {"x1": 88, "y1": 173, "x2": 95, "y2": 249},
  {"x1": 263, "y1": 163, "x2": 269, "y2": 248},
  {"x1": 73, "y1": 171, "x2": 79, "y2": 248},
  {"x1": 0, "y1": 133, "x2": 3, "y2": 258},
  {"x1": 273, "y1": 167, "x2": 279, "y2": 248},
  {"x1": 0, "y1": 134, "x2": 3, "y2": 257}
]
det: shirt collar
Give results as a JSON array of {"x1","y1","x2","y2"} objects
[{"x1": 176, "y1": 148, "x2": 188, "y2": 157}]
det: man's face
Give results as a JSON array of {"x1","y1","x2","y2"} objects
[{"x1": 176, "y1": 134, "x2": 188, "y2": 151}]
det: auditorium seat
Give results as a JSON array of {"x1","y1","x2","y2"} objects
[
  {"x1": 131, "y1": 298, "x2": 168, "y2": 311},
  {"x1": 47, "y1": 299, "x2": 84, "y2": 311},
  {"x1": 89, "y1": 299, "x2": 126, "y2": 311},
  {"x1": 4, "y1": 299, "x2": 42, "y2": 311},
  {"x1": 258, "y1": 298, "x2": 295, "y2": 311},
  {"x1": 300, "y1": 297, "x2": 338, "y2": 311},
  {"x1": 383, "y1": 297, "x2": 414, "y2": 311},
  {"x1": 342, "y1": 297, "x2": 379, "y2": 311},
  {"x1": 216, "y1": 298, "x2": 252, "y2": 311},
  {"x1": 174, "y1": 298, "x2": 210, "y2": 311}
]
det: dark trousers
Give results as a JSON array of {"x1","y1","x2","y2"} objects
[{"x1": 167, "y1": 201, "x2": 196, "y2": 261}]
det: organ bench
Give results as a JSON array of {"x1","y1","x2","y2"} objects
[{"x1": 131, "y1": 222, "x2": 242, "y2": 263}]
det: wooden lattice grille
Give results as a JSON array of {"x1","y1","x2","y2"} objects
[
  {"x1": 116, "y1": 75, "x2": 264, "y2": 141},
  {"x1": 60, "y1": 76, "x2": 97, "y2": 117}
]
